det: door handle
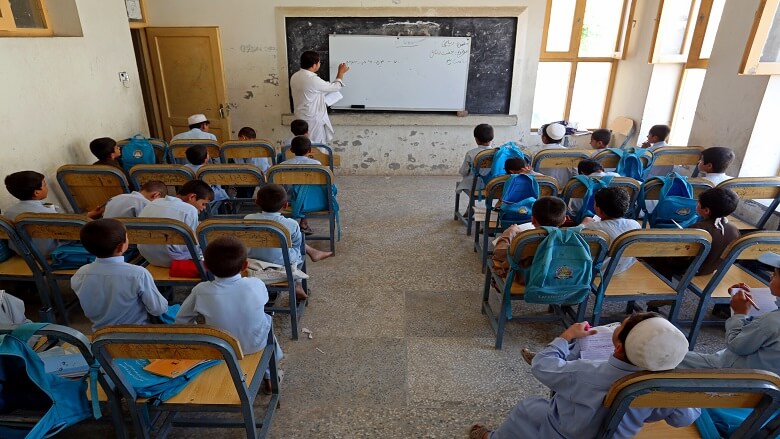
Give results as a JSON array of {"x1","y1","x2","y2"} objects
[{"x1": 218, "y1": 104, "x2": 225, "y2": 119}]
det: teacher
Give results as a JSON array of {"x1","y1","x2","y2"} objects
[{"x1": 290, "y1": 50, "x2": 350, "y2": 144}]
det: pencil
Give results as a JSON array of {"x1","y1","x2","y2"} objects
[{"x1": 745, "y1": 293, "x2": 761, "y2": 311}]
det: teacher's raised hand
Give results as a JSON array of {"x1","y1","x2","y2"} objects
[{"x1": 337, "y1": 63, "x2": 350, "y2": 79}]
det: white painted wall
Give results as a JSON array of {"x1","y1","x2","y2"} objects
[
  {"x1": 0, "y1": 0, "x2": 147, "y2": 208},
  {"x1": 741, "y1": 75, "x2": 780, "y2": 178}
]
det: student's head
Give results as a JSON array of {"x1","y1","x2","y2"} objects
[
  {"x1": 539, "y1": 122, "x2": 565, "y2": 144},
  {"x1": 80, "y1": 219, "x2": 128, "y2": 258},
  {"x1": 594, "y1": 187, "x2": 630, "y2": 220},
  {"x1": 255, "y1": 184, "x2": 287, "y2": 213},
  {"x1": 531, "y1": 196, "x2": 566, "y2": 227},
  {"x1": 187, "y1": 114, "x2": 210, "y2": 131},
  {"x1": 612, "y1": 313, "x2": 688, "y2": 371},
  {"x1": 177, "y1": 180, "x2": 214, "y2": 212},
  {"x1": 290, "y1": 135, "x2": 312, "y2": 156},
  {"x1": 647, "y1": 125, "x2": 670, "y2": 144},
  {"x1": 238, "y1": 126, "x2": 256, "y2": 140},
  {"x1": 139, "y1": 180, "x2": 166, "y2": 201},
  {"x1": 473, "y1": 124, "x2": 494, "y2": 146},
  {"x1": 577, "y1": 159, "x2": 605, "y2": 175},
  {"x1": 758, "y1": 252, "x2": 780, "y2": 295},
  {"x1": 185, "y1": 144, "x2": 208, "y2": 166},
  {"x1": 5, "y1": 171, "x2": 46, "y2": 201},
  {"x1": 697, "y1": 187, "x2": 738, "y2": 220},
  {"x1": 300, "y1": 50, "x2": 321, "y2": 70},
  {"x1": 203, "y1": 236, "x2": 248, "y2": 278},
  {"x1": 698, "y1": 147, "x2": 735, "y2": 174},
  {"x1": 589, "y1": 129, "x2": 611, "y2": 149},
  {"x1": 89, "y1": 137, "x2": 119, "y2": 161},
  {"x1": 504, "y1": 157, "x2": 530, "y2": 174},
  {"x1": 291, "y1": 119, "x2": 309, "y2": 137}
]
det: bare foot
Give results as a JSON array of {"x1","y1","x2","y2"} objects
[
  {"x1": 307, "y1": 246, "x2": 333, "y2": 262},
  {"x1": 469, "y1": 424, "x2": 490, "y2": 439},
  {"x1": 295, "y1": 284, "x2": 309, "y2": 301}
]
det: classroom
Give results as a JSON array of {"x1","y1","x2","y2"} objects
[{"x1": 1, "y1": 0, "x2": 780, "y2": 437}]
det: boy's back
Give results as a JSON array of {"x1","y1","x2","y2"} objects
[
  {"x1": 103, "y1": 191, "x2": 149, "y2": 218},
  {"x1": 583, "y1": 217, "x2": 641, "y2": 273},
  {"x1": 244, "y1": 211, "x2": 303, "y2": 266},
  {"x1": 137, "y1": 195, "x2": 200, "y2": 267},
  {"x1": 4, "y1": 199, "x2": 59, "y2": 256},
  {"x1": 281, "y1": 155, "x2": 321, "y2": 166}
]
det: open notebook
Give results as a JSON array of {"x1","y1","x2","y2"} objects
[
  {"x1": 729, "y1": 287, "x2": 778, "y2": 318},
  {"x1": 579, "y1": 322, "x2": 622, "y2": 362}
]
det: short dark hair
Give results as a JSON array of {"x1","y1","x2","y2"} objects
[
  {"x1": 578, "y1": 159, "x2": 605, "y2": 175},
  {"x1": 89, "y1": 137, "x2": 117, "y2": 161},
  {"x1": 80, "y1": 219, "x2": 127, "y2": 258},
  {"x1": 300, "y1": 51, "x2": 321, "y2": 69},
  {"x1": 473, "y1": 124, "x2": 494, "y2": 144},
  {"x1": 189, "y1": 121, "x2": 209, "y2": 130},
  {"x1": 291, "y1": 119, "x2": 309, "y2": 136},
  {"x1": 5, "y1": 171, "x2": 45, "y2": 200},
  {"x1": 504, "y1": 157, "x2": 529, "y2": 173},
  {"x1": 178, "y1": 180, "x2": 214, "y2": 201},
  {"x1": 256, "y1": 184, "x2": 287, "y2": 213},
  {"x1": 699, "y1": 187, "x2": 739, "y2": 219},
  {"x1": 618, "y1": 312, "x2": 662, "y2": 360},
  {"x1": 140, "y1": 180, "x2": 167, "y2": 194},
  {"x1": 203, "y1": 236, "x2": 247, "y2": 278},
  {"x1": 591, "y1": 129, "x2": 611, "y2": 146},
  {"x1": 238, "y1": 127, "x2": 256, "y2": 139},
  {"x1": 532, "y1": 196, "x2": 567, "y2": 226},
  {"x1": 701, "y1": 147, "x2": 735, "y2": 173},
  {"x1": 594, "y1": 186, "x2": 631, "y2": 219},
  {"x1": 648, "y1": 125, "x2": 670, "y2": 141},
  {"x1": 185, "y1": 144, "x2": 208, "y2": 166},
  {"x1": 290, "y1": 136, "x2": 312, "y2": 156}
]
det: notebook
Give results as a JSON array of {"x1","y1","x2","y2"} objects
[
  {"x1": 729, "y1": 287, "x2": 778, "y2": 317},
  {"x1": 579, "y1": 322, "x2": 621, "y2": 362}
]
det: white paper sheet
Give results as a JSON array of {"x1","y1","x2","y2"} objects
[{"x1": 324, "y1": 91, "x2": 343, "y2": 107}]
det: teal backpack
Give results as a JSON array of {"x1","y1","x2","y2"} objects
[
  {"x1": 112, "y1": 358, "x2": 219, "y2": 406},
  {"x1": 609, "y1": 147, "x2": 653, "y2": 181},
  {"x1": 639, "y1": 172, "x2": 699, "y2": 229},
  {"x1": 572, "y1": 175, "x2": 614, "y2": 225},
  {"x1": 290, "y1": 184, "x2": 340, "y2": 239},
  {"x1": 521, "y1": 226, "x2": 594, "y2": 305},
  {"x1": 0, "y1": 323, "x2": 100, "y2": 439},
  {"x1": 121, "y1": 134, "x2": 164, "y2": 172},
  {"x1": 480, "y1": 142, "x2": 530, "y2": 187},
  {"x1": 49, "y1": 243, "x2": 138, "y2": 270},
  {"x1": 498, "y1": 174, "x2": 539, "y2": 227}
]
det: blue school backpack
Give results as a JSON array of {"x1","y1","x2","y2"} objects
[
  {"x1": 521, "y1": 226, "x2": 594, "y2": 305},
  {"x1": 290, "y1": 184, "x2": 340, "y2": 239},
  {"x1": 49, "y1": 243, "x2": 138, "y2": 270},
  {"x1": 498, "y1": 174, "x2": 539, "y2": 227},
  {"x1": 572, "y1": 175, "x2": 614, "y2": 225},
  {"x1": 639, "y1": 172, "x2": 699, "y2": 228},
  {"x1": 609, "y1": 147, "x2": 653, "y2": 181},
  {"x1": 480, "y1": 142, "x2": 529, "y2": 187},
  {"x1": 121, "y1": 134, "x2": 161, "y2": 172},
  {"x1": 0, "y1": 323, "x2": 100, "y2": 439},
  {"x1": 113, "y1": 358, "x2": 219, "y2": 406}
]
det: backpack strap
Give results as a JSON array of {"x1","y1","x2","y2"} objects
[{"x1": 10, "y1": 322, "x2": 48, "y2": 342}]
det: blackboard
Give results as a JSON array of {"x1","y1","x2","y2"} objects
[{"x1": 285, "y1": 16, "x2": 518, "y2": 114}]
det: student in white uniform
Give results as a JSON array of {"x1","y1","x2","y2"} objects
[
  {"x1": 457, "y1": 124, "x2": 495, "y2": 192},
  {"x1": 231, "y1": 126, "x2": 271, "y2": 173},
  {"x1": 643, "y1": 124, "x2": 671, "y2": 178},
  {"x1": 582, "y1": 186, "x2": 641, "y2": 274},
  {"x1": 137, "y1": 180, "x2": 213, "y2": 267},
  {"x1": 281, "y1": 136, "x2": 322, "y2": 165},
  {"x1": 698, "y1": 146, "x2": 735, "y2": 186},
  {"x1": 289, "y1": 51, "x2": 349, "y2": 144},
  {"x1": 589, "y1": 128, "x2": 611, "y2": 150},
  {"x1": 103, "y1": 180, "x2": 166, "y2": 218},
  {"x1": 568, "y1": 159, "x2": 621, "y2": 216},
  {"x1": 171, "y1": 114, "x2": 218, "y2": 142},
  {"x1": 537, "y1": 122, "x2": 575, "y2": 187},
  {"x1": 183, "y1": 144, "x2": 229, "y2": 207},
  {"x1": 71, "y1": 219, "x2": 168, "y2": 331}
]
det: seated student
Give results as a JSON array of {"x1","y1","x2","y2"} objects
[
  {"x1": 232, "y1": 126, "x2": 272, "y2": 173},
  {"x1": 470, "y1": 313, "x2": 698, "y2": 439},
  {"x1": 89, "y1": 137, "x2": 123, "y2": 170},
  {"x1": 71, "y1": 218, "x2": 168, "y2": 331},
  {"x1": 589, "y1": 128, "x2": 611, "y2": 150},
  {"x1": 244, "y1": 184, "x2": 332, "y2": 300},
  {"x1": 282, "y1": 136, "x2": 322, "y2": 165},
  {"x1": 286, "y1": 119, "x2": 310, "y2": 147},
  {"x1": 582, "y1": 187, "x2": 641, "y2": 274},
  {"x1": 457, "y1": 123, "x2": 495, "y2": 192},
  {"x1": 492, "y1": 197, "x2": 566, "y2": 280},
  {"x1": 137, "y1": 180, "x2": 213, "y2": 267},
  {"x1": 504, "y1": 157, "x2": 540, "y2": 175},
  {"x1": 171, "y1": 114, "x2": 217, "y2": 142},
  {"x1": 537, "y1": 122, "x2": 575, "y2": 187},
  {"x1": 103, "y1": 180, "x2": 166, "y2": 218},
  {"x1": 4, "y1": 171, "x2": 102, "y2": 257},
  {"x1": 698, "y1": 146, "x2": 735, "y2": 185},
  {"x1": 642, "y1": 125, "x2": 673, "y2": 178},
  {"x1": 183, "y1": 144, "x2": 229, "y2": 206},
  {"x1": 568, "y1": 159, "x2": 622, "y2": 216}
]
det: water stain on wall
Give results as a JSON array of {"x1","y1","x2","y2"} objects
[
  {"x1": 263, "y1": 73, "x2": 279, "y2": 86},
  {"x1": 243, "y1": 91, "x2": 254, "y2": 100},
  {"x1": 389, "y1": 162, "x2": 401, "y2": 170},
  {"x1": 407, "y1": 154, "x2": 416, "y2": 163}
]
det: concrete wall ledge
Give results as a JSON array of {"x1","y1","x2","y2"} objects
[{"x1": 281, "y1": 113, "x2": 518, "y2": 127}]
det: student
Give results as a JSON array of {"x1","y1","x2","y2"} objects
[
  {"x1": 470, "y1": 313, "x2": 698, "y2": 439},
  {"x1": 643, "y1": 125, "x2": 672, "y2": 178},
  {"x1": 71, "y1": 218, "x2": 168, "y2": 331},
  {"x1": 504, "y1": 157, "x2": 540, "y2": 175},
  {"x1": 492, "y1": 197, "x2": 566, "y2": 280},
  {"x1": 285, "y1": 119, "x2": 310, "y2": 147},
  {"x1": 137, "y1": 180, "x2": 213, "y2": 267},
  {"x1": 171, "y1": 114, "x2": 217, "y2": 142},
  {"x1": 281, "y1": 136, "x2": 322, "y2": 165},
  {"x1": 698, "y1": 146, "x2": 735, "y2": 185},
  {"x1": 89, "y1": 137, "x2": 123, "y2": 170},
  {"x1": 589, "y1": 128, "x2": 611, "y2": 150},
  {"x1": 577, "y1": 159, "x2": 620, "y2": 178},
  {"x1": 183, "y1": 144, "x2": 229, "y2": 206},
  {"x1": 4, "y1": 171, "x2": 102, "y2": 256},
  {"x1": 233, "y1": 126, "x2": 272, "y2": 173},
  {"x1": 538, "y1": 122, "x2": 574, "y2": 187},
  {"x1": 103, "y1": 180, "x2": 166, "y2": 218},
  {"x1": 244, "y1": 184, "x2": 333, "y2": 300},
  {"x1": 582, "y1": 187, "x2": 641, "y2": 274},
  {"x1": 456, "y1": 123, "x2": 494, "y2": 192}
]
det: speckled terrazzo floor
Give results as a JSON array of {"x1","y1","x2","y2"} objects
[{"x1": 54, "y1": 175, "x2": 728, "y2": 438}]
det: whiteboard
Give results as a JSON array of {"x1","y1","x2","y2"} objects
[{"x1": 328, "y1": 35, "x2": 471, "y2": 111}]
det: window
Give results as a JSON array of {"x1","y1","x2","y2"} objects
[
  {"x1": 532, "y1": 0, "x2": 635, "y2": 130},
  {"x1": 741, "y1": 0, "x2": 780, "y2": 75},
  {"x1": 0, "y1": 0, "x2": 50, "y2": 35}
]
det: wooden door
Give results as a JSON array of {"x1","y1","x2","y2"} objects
[{"x1": 145, "y1": 27, "x2": 230, "y2": 142}]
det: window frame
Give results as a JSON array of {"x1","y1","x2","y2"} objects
[
  {"x1": 126, "y1": 0, "x2": 148, "y2": 29},
  {"x1": 740, "y1": 0, "x2": 780, "y2": 75},
  {"x1": 0, "y1": 0, "x2": 52, "y2": 37}
]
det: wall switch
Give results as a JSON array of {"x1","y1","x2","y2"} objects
[{"x1": 118, "y1": 72, "x2": 129, "y2": 82}]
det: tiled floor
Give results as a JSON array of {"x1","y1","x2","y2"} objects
[{"x1": 56, "y1": 175, "x2": 727, "y2": 438}]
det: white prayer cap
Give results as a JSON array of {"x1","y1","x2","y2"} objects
[
  {"x1": 625, "y1": 317, "x2": 688, "y2": 371},
  {"x1": 187, "y1": 114, "x2": 208, "y2": 125},
  {"x1": 544, "y1": 123, "x2": 566, "y2": 141}
]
